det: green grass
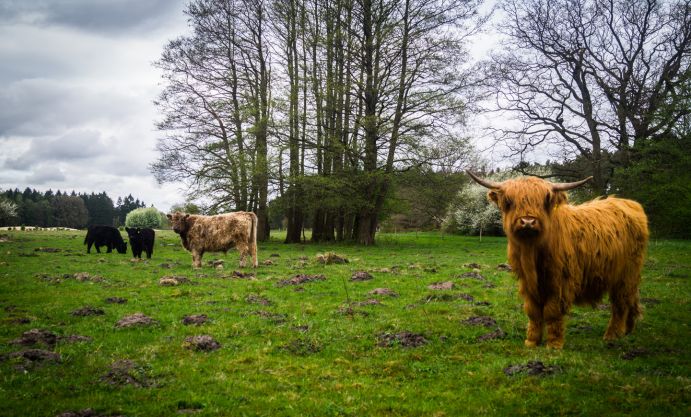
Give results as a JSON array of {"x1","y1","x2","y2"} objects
[{"x1": 0, "y1": 230, "x2": 689, "y2": 417}]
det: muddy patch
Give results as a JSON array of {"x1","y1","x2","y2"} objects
[
  {"x1": 504, "y1": 361, "x2": 561, "y2": 377},
  {"x1": 292, "y1": 325, "x2": 310, "y2": 332},
  {"x1": 246, "y1": 294, "x2": 272, "y2": 306},
  {"x1": 182, "y1": 314, "x2": 209, "y2": 326},
  {"x1": 100, "y1": 359, "x2": 153, "y2": 387},
  {"x1": 56, "y1": 409, "x2": 125, "y2": 417},
  {"x1": 73, "y1": 272, "x2": 105, "y2": 283},
  {"x1": 10, "y1": 329, "x2": 58, "y2": 347},
  {"x1": 277, "y1": 274, "x2": 326, "y2": 287},
  {"x1": 368, "y1": 288, "x2": 398, "y2": 297},
  {"x1": 72, "y1": 306, "x2": 105, "y2": 317},
  {"x1": 463, "y1": 263, "x2": 482, "y2": 269},
  {"x1": 224, "y1": 271, "x2": 255, "y2": 279},
  {"x1": 477, "y1": 328, "x2": 506, "y2": 341},
  {"x1": 315, "y1": 252, "x2": 349, "y2": 264},
  {"x1": 337, "y1": 306, "x2": 370, "y2": 317},
  {"x1": 159, "y1": 276, "x2": 191, "y2": 286},
  {"x1": 5, "y1": 349, "x2": 61, "y2": 370},
  {"x1": 283, "y1": 337, "x2": 322, "y2": 355},
  {"x1": 427, "y1": 281, "x2": 454, "y2": 290},
  {"x1": 115, "y1": 313, "x2": 157, "y2": 328},
  {"x1": 641, "y1": 297, "x2": 661, "y2": 306},
  {"x1": 105, "y1": 297, "x2": 127, "y2": 304},
  {"x1": 350, "y1": 271, "x2": 373, "y2": 281},
  {"x1": 37, "y1": 272, "x2": 105, "y2": 284},
  {"x1": 621, "y1": 347, "x2": 649, "y2": 360},
  {"x1": 183, "y1": 335, "x2": 221, "y2": 352},
  {"x1": 497, "y1": 263, "x2": 512, "y2": 272},
  {"x1": 461, "y1": 316, "x2": 497, "y2": 328},
  {"x1": 377, "y1": 332, "x2": 428, "y2": 348}
]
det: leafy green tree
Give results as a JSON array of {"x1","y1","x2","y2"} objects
[
  {"x1": 125, "y1": 207, "x2": 163, "y2": 229},
  {"x1": 611, "y1": 135, "x2": 691, "y2": 238},
  {"x1": 81, "y1": 192, "x2": 115, "y2": 226},
  {"x1": 52, "y1": 195, "x2": 88, "y2": 228}
]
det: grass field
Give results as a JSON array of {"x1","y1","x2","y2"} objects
[{"x1": 0, "y1": 229, "x2": 689, "y2": 417}]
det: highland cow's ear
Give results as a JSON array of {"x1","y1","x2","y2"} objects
[
  {"x1": 545, "y1": 191, "x2": 567, "y2": 210},
  {"x1": 166, "y1": 214, "x2": 172, "y2": 220},
  {"x1": 488, "y1": 190, "x2": 499, "y2": 205}
]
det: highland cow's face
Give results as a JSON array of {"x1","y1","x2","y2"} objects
[
  {"x1": 466, "y1": 172, "x2": 592, "y2": 243},
  {"x1": 488, "y1": 177, "x2": 566, "y2": 241},
  {"x1": 166, "y1": 212, "x2": 190, "y2": 235},
  {"x1": 115, "y1": 241, "x2": 128, "y2": 254}
]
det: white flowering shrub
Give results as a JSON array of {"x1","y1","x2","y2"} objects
[
  {"x1": 0, "y1": 198, "x2": 18, "y2": 225},
  {"x1": 125, "y1": 207, "x2": 162, "y2": 229}
]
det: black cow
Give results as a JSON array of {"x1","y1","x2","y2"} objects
[
  {"x1": 125, "y1": 227, "x2": 155, "y2": 259},
  {"x1": 84, "y1": 225, "x2": 127, "y2": 254}
]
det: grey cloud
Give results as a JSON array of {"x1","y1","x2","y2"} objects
[
  {"x1": 0, "y1": 79, "x2": 137, "y2": 137},
  {"x1": 25, "y1": 164, "x2": 66, "y2": 184},
  {"x1": 5, "y1": 129, "x2": 107, "y2": 170},
  {"x1": 0, "y1": 0, "x2": 182, "y2": 34}
]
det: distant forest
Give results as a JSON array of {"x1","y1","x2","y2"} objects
[{"x1": 0, "y1": 188, "x2": 147, "y2": 229}]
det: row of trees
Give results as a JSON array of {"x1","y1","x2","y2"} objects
[
  {"x1": 0, "y1": 188, "x2": 147, "y2": 229},
  {"x1": 152, "y1": 0, "x2": 689, "y2": 241},
  {"x1": 152, "y1": 0, "x2": 484, "y2": 244}
]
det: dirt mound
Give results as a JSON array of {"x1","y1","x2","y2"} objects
[
  {"x1": 461, "y1": 316, "x2": 497, "y2": 328},
  {"x1": 10, "y1": 329, "x2": 58, "y2": 347},
  {"x1": 457, "y1": 271, "x2": 485, "y2": 281},
  {"x1": 463, "y1": 263, "x2": 482, "y2": 269},
  {"x1": 227, "y1": 271, "x2": 255, "y2": 279},
  {"x1": 251, "y1": 310, "x2": 288, "y2": 323},
  {"x1": 105, "y1": 297, "x2": 127, "y2": 304},
  {"x1": 350, "y1": 271, "x2": 373, "y2": 281},
  {"x1": 428, "y1": 281, "x2": 454, "y2": 290},
  {"x1": 497, "y1": 263, "x2": 512, "y2": 272},
  {"x1": 35, "y1": 247, "x2": 61, "y2": 253},
  {"x1": 262, "y1": 259, "x2": 275, "y2": 266},
  {"x1": 207, "y1": 259, "x2": 225, "y2": 269},
  {"x1": 115, "y1": 313, "x2": 157, "y2": 328},
  {"x1": 270, "y1": 253, "x2": 281, "y2": 258},
  {"x1": 159, "y1": 276, "x2": 191, "y2": 286},
  {"x1": 61, "y1": 335, "x2": 93, "y2": 343},
  {"x1": 641, "y1": 297, "x2": 660, "y2": 306},
  {"x1": 354, "y1": 299, "x2": 382, "y2": 306},
  {"x1": 277, "y1": 274, "x2": 326, "y2": 286},
  {"x1": 622, "y1": 347, "x2": 649, "y2": 360},
  {"x1": 100, "y1": 359, "x2": 152, "y2": 387},
  {"x1": 183, "y1": 335, "x2": 221, "y2": 352},
  {"x1": 368, "y1": 288, "x2": 398, "y2": 297},
  {"x1": 72, "y1": 306, "x2": 105, "y2": 316},
  {"x1": 378, "y1": 332, "x2": 428, "y2": 348},
  {"x1": 8, "y1": 349, "x2": 61, "y2": 364},
  {"x1": 503, "y1": 361, "x2": 561, "y2": 377},
  {"x1": 315, "y1": 252, "x2": 349, "y2": 264},
  {"x1": 283, "y1": 337, "x2": 322, "y2": 355},
  {"x1": 73, "y1": 272, "x2": 105, "y2": 283},
  {"x1": 246, "y1": 294, "x2": 272, "y2": 306},
  {"x1": 182, "y1": 314, "x2": 209, "y2": 325},
  {"x1": 477, "y1": 328, "x2": 506, "y2": 341}
]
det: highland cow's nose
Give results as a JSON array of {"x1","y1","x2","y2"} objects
[{"x1": 520, "y1": 217, "x2": 536, "y2": 228}]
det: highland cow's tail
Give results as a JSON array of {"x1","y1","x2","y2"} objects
[{"x1": 250, "y1": 212, "x2": 258, "y2": 268}]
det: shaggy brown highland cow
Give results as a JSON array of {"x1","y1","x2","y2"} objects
[
  {"x1": 167, "y1": 211, "x2": 258, "y2": 268},
  {"x1": 467, "y1": 172, "x2": 648, "y2": 349}
]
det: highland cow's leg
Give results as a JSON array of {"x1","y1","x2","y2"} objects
[
  {"x1": 250, "y1": 244, "x2": 257, "y2": 268},
  {"x1": 604, "y1": 289, "x2": 628, "y2": 340},
  {"x1": 544, "y1": 300, "x2": 566, "y2": 349},
  {"x1": 523, "y1": 300, "x2": 543, "y2": 347},
  {"x1": 191, "y1": 250, "x2": 203, "y2": 268},
  {"x1": 237, "y1": 244, "x2": 247, "y2": 268}
]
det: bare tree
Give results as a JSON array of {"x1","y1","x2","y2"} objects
[{"x1": 487, "y1": 0, "x2": 691, "y2": 193}]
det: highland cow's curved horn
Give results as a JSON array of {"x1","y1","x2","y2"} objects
[
  {"x1": 466, "y1": 170, "x2": 502, "y2": 189},
  {"x1": 550, "y1": 176, "x2": 593, "y2": 191}
]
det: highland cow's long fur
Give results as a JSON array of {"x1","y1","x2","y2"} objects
[
  {"x1": 166, "y1": 211, "x2": 258, "y2": 268},
  {"x1": 470, "y1": 174, "x2": 648, "y2": 349}
]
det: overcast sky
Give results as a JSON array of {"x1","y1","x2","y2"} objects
[
  {"x1": 0, "y1": 0, "x2": 190, "y2": 211},
  {"x1": 0, "y1": 0, "x2": 505, "y2": 213}
]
